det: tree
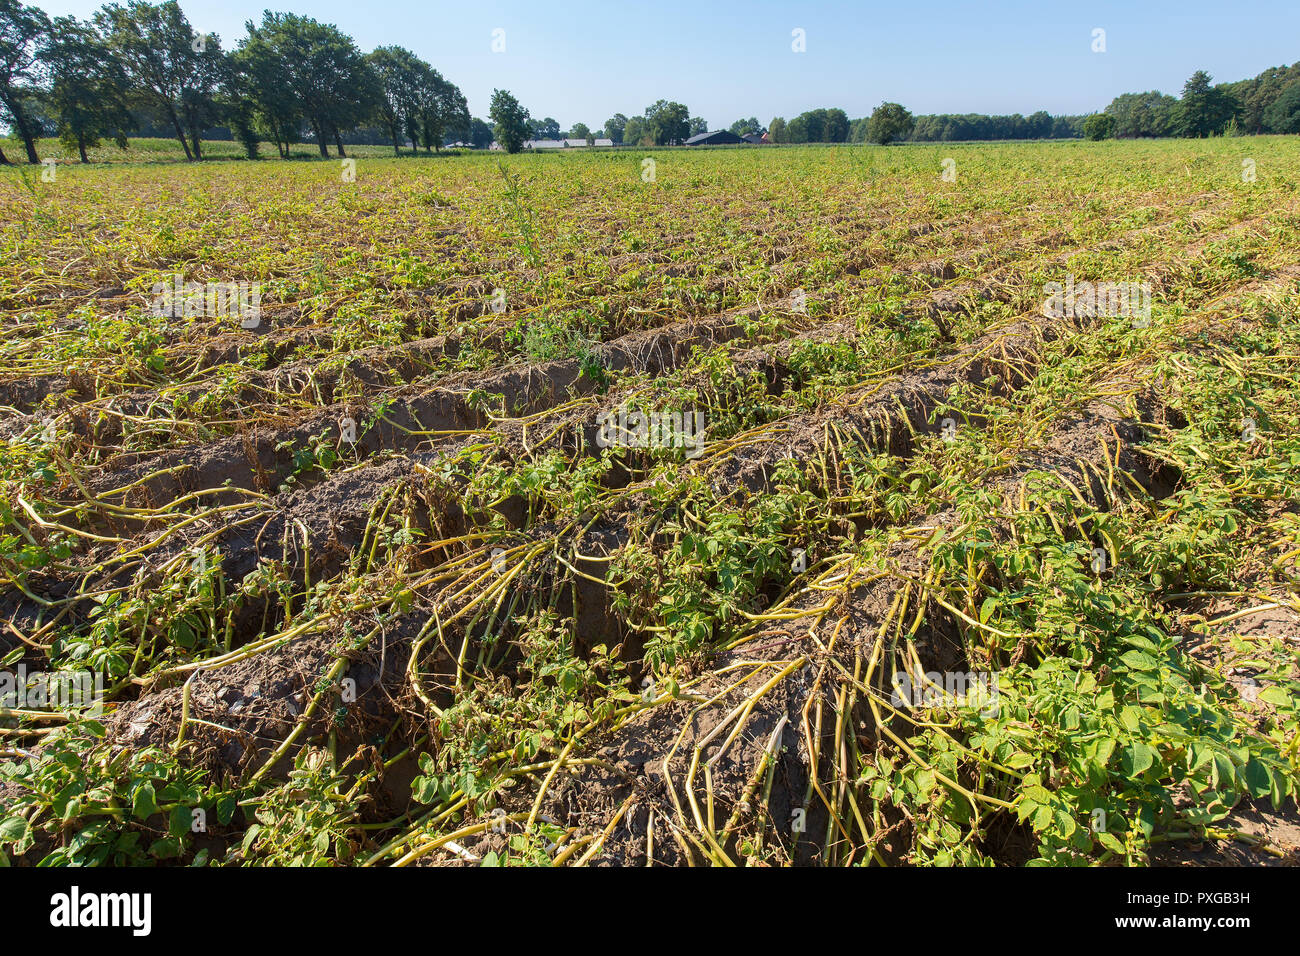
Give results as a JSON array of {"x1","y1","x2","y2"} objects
[
  {"x1": 95, "y1": 1, "x2": 218, "y2": 161},
  {"x1": 231, "y1": 19, "x2": 301, "y2": 158},
  {"x1": 413, "y1": 65, "x2": 467, "y2": 152},
  {"x1": 1176, "y1": 70, "x2": 1235, "y2": 137},
  {"x1": 1025, "y1": 110, "x2": 1053, "y2": 139},
  {"x1": 866, "y1": 102, "x2": 914, "y2": 145},
  {"x1": 780, "y1": 107, "x2": 848, "y2": 143},
  {"x1": 489, "y1": 88, "x2": 528, "y2": 153},
  {"x1": 569, "y1": 121, "x2": 590, "y2": 143},
  {"x1": 785, "y1": 110, "x2": 821, "y2": 142},
  {"x1": 44, "y1": 16, "x2": 133, "y2": 162},
  {"x1": 1262, "y1": 81, "x2": 1300, "y2": 134},
  {"x1": 622, "y1": 115, "x2": 646, "y2": 146},
  {"x1": 644, "y1": 99, "x2": 689, "y2": 145},
  {"x1": 1102, "y1": 91, "x2": 1177, "y2": 138},
  {"x1": 367, "y1": 46, "x2": 423, "y2": 155},
  {"x1": 806, "y1": 109, "x2": 827, "y2": 142},
  {"x1": 728, "y1": 116, "x2": 764, "y2": 137},
  {"x1": 177, "y1": 32, "x2": 225, "y2": 160},
  {"x1": 687, "y1": 115, "x2": 707, "y2": 136},
  {"x1": 1224, "y1": 62, "x2": 1300, "y2": 133},
  {"x1": 0, "y1": 0, "x2": 51, "y2": 163},
  {"x1": 603, "y1": 112, "x2": 627, "y2": 144},
  {"x1": 1052, "y1": 115, "x2": 1083, "y2": 138},
  {"x1": 467, "y1": 117, "x2": 493, "y2": 149},
  {"x1": 236, "y1": 12, "x2": 374, "y2": 159},
  {"x1": 768, "y1": 116, "x2": 786, "y2": 143},
  {"x1": 528, "y1": 116, "x2": 559, "y2": 139},
  {"x1": 823, "y1": 107, "x2": 849, "y2": 142},
  {"x1": 222, "y1": 79, "x2": 261, "y2": 158},
  {"x1": 1082, "y1": 112, "x2": 1116, "y2": 140}
]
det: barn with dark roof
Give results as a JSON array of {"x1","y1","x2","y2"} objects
[{"x1": 685, "y1": 130, "x2": 746, "y2": 146}]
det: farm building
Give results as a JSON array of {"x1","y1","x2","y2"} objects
[
  {"x1": 685, "y1": 130, "x2": 746, "y2": 146},
  {"x1": 522, "y1": 138, "x2": 615, "y2": 150}
]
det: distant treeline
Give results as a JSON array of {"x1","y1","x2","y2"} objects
[
  {"x1": 1098, "y1": 65, "x2": 1300, "y2": 138},
  {"x1": 767, "y1": 62, "x2": 1300, "y2": 145},
  {"x1": 0, "y1": 0, "x2": 483, "y2": 164},
  {"x1": 747, "y1": 108, "x2": 1082, "y2": 145},
  {"x1": 890, "y1": 112, "x2": 1085, "y2": 142}
]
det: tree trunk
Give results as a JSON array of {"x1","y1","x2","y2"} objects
[
  {"x1": 312, "y1": 120, "x2": 329, "y2": 157},
  {"x1": 78, "y1": 134, "x2": 88, "y2": 164},
  {"x1": 0, "y1": 92, "x2": 41, "y2": 163},
  {"x1": 18, "y1": 120, "x2": 39, "y2": 163},
  {"x1": 166, "y1": 104, "x2": 193, "y2": 161},
  {"x1": 334, "y1": 130, "x2": 346, "y2": 157},
  {"x1": 185, "y1": 115, "x2": 203, "y2": 161},
  {"x1": 0, "y1": 143, "x2": 9, "y2": 165}
]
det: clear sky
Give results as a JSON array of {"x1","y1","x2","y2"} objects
[{"x1": 31, "y1": 0, "x2": 1300, "y2": 128}]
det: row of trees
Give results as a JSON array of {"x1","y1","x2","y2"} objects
[
  {"x1": 769, "y1": 108, "x2": 852, "y2": 144},
  {"x1": 901, "y1": 111, "x2": 1083, "y2": 142},
  {"x1": 601, "y1": 104, "x2": 707, "y2": 148},
  {"x1": 589, "y1": 65, "x2": 1300, "y2": 150},
  {"x1": 1223, "y1": 62, "x2": 1300, "y2": 133},
  {"x1": 1098, "y1": 68, "x2": 1300, "y2": 139},
  {"x1": 0, "y1": 0, "x2": 474, "y2": 163},
  {"x1": 628, "y1": 66, "x2": 1300, "y2": 148},
  {"x1": 733, "y1": 105, "x2": 1082, "y2": 146},
  {"x1": 567, "y1": 70, "x2": 1298, "y2": 151},
  {"x1": 692, "y1": 64, "x2": 1300, "y2": 148},
  {"x1": 487, "y1": 99, "x2": 714, "y2": 152}
]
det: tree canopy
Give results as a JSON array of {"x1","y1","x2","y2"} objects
[
  {"x1": 1082, "y1": 113, "x2": 1117, "y2": 141},
  {"x1": 866, "y1": 102, "x2": 914, "y2": 145},
  {"x1": 644, "y1": 99, "x2": 689, "y2": 145},
  {"x1": 0, "y1": 0, "x2": 50, "y2": 162},
  {"x1": 44, "y1": 14, "x2": 132, "y2": 161},
  {"x1": 489, "y1": 87, "x2": 528, "y2": 153},
  {"x1": 1176, "y1": 70, "x2": 1237, "y2": 138}
]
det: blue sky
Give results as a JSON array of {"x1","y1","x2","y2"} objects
[{"x1": 33, "y1": 0, "x2": 1300, "y2": 128}]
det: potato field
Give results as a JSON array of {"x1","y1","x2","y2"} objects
[{"x1": 1, "y1": 137, "x2": 1298, "y2": 867}]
